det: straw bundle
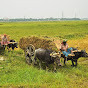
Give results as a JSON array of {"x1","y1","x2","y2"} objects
[{"x1": 19, "y1": 36, "x2": 58, "y2": 52}]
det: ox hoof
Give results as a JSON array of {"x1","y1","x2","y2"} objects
[
  {"x1": 64, "y1": 64, "x2": 66, "y2": 66},
  {"x1": 71, "y1": 65, "x2": 75, "y2": 67},
  {"x1": 74, "y1": 65, "x2": 77, "y2": 67},
  {"x1": 59, "y1": 65, "x2": 62, "y2": 66},
  {"x1": 58, "y1": 64, "x2": 62, "y2": 66},
  {"x1": 54, "y1": 70, "x2": 57, "y2": 73}
]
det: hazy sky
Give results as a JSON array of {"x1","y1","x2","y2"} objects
[{"x1": 0, "y1": 0, "x2": 88, "y2": 18}]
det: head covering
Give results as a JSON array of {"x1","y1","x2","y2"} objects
[
  {"x1": 4, "y1": 34, "x2": 7, "y2": 36},
  {"x1": 63, "y1": 39, "x2": 67, "y2": 43}
]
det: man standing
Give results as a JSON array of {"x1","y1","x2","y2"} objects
[{"x1": 1, "y1": 34, "x2": 9, "y2": 45}]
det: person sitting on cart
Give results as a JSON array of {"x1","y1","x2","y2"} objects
[
  {"x1": 60, "y1": 39, "x2": 74, "y2": 62},
  {"x1": 1, "y1": 34, "x2": 9, "y2": 46}
]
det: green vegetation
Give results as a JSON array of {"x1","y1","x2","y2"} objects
[
  {"x1": 0, "y1": 21, "x2": 88, "y2": 88},
  {"x1": 0, "y1": 20, "x2": 88, "y2": 41}
]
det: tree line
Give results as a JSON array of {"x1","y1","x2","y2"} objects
[{"x1": 0, "y1": 18, "x2": 81, "y2": 22}]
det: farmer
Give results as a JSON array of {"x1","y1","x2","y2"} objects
[
  {"x1": 59, "y1": 39, "x2": 74, "y2": 62},
  {"x1": 1, "y1": 34, "x2": 9, "y2": 45}
]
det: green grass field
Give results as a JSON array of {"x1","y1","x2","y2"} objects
[
  {"x1": 0, "y1": 20, "x2": 88, "y2": 40},
  {"x1": 0, "y1": 21, "x2": 88, "y2": 88}
]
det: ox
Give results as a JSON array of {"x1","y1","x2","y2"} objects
[
  {"x1": 8, "y1": 40, "x2": 18, "y2": 50},
  {"x1": 34, "y1": 48, "x2": 61, "y2": 71},
  {"x1": 61, "y1": 47, "x2": 88, "y2": 66}
]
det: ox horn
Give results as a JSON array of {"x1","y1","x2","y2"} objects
[
  {"x1": 72, "y1": 50, "x2": 81, "y2": 52},
  {"x1": 77, "y1": 50, "x2": 81, "y2": 52},
  {"x1": 50, "y1": 53, "x2": 60, "y2": 56}
]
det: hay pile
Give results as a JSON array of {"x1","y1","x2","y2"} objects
[
  {"x1": 19, "y1": 36, "x2": 58, "y2": 52},
  {"x1": 68, "y1": 35, "x2": 88, "y2": 52}
]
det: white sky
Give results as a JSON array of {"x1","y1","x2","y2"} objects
[{"x1": 0, "y1": 0, "x2": 88, "y2": 18}]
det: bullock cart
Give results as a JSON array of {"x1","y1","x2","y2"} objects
[
  {"x1": 24, "y1": 44, "x2": 35, "y2": 64},
  {"x1": 19, "y1": 36, "x2": 87, "y2": 67},
  {"x1": 0, "y1": 34, "x2": 10, "y2": 52},
  {"x1": 19, "y1": 36, "x2": 80, "y2": 65},
  {"x1": 0, "y1": 34, "x2": 17, "y2": 53},
  {"x1": 19, "y1": 36, "x2": 59, "y2": 65}
]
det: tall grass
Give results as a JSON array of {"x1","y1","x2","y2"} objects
[
  {"x1": 0, "y1": 51, "x2": 69, "y2": 87},
  {"x1": 0, "y1": 49, "x2": 88, "y2": 88}
]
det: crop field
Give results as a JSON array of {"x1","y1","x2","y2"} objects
[
  {"x1": 0, "y1": 20, "x2": 88, "y2": 40},
  {"x1": 0, "y1": 21, "x2": 88, "y2": 88}
]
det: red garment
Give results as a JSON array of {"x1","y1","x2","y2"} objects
[
  {"x1": 1, "y1": 37, "x2": 9, "y2": 45},
  {"x1": 1, "y1": 41, "x2": 9, "y2": 45}
]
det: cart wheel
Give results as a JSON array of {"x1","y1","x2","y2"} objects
[{"x1": 25, "y1": 44, "x2": 35, "y2": 64}]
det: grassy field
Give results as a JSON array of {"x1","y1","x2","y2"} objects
[
  {"x1": 0, "y1": 20, "x2": 88, "y2": 40},
  {"x1": 0, "y1": 21, "x2": 88, "y2": 88}
]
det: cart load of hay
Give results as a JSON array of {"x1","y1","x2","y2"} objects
[{"x1": 19, "y1": 36, "x2": 58, "y2": 52}]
